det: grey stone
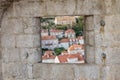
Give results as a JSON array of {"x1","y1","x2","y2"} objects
[
  {"x1": 0, "y1": 0, "x2": 120, "y2": 80},
  {"x1": 1, "y1": 34, "x2": 15, "y2": 48},
  {"x1": 1, "y1": 18, "x2": 24, "y2": 34},
  {"x1": 16, "y1": 35, "x2": 40, "y2": 48},
  {"x1": 86, "y1": 46, "x2": 95, "y2": 63},
  {"x1": 20, "y1": 48, "x2": 41, "y2": 64},
  {"x1": 74, "y1": 65, "x2": 100, "y2": 80},
  {"x1": 2, "y1": 48, "x2": 20, "y2": 63},
  {"x1": 2, "y1": 63, "x2": 28, "y2": 79}
]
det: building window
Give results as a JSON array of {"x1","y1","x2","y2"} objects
[{"x1": 40, "y1": 16, "x2": 85, "y2": 63}]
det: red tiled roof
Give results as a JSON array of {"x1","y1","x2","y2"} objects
[
  {"x1": 68, "y1": 44, "x2": 83, "y2": 51},
  {"x1": 50, "y1": 29, "x2": 63, "y2": 32},
  {"x1": 56, "y1": 53, "x2": 84, "y2": 63},
  {"x1": 44, "y1": 50, "x2": 53, "y2": 56},
  {"x1": 65, "y1": 29, "x2": 75, "y2": 33},
  {"x1": 42, "y1": 50, "x2": 55, "y2": 59},
  {"x1": 60, "y1": 38, "x2": 69, "y2": 43},
  {"x1": 56, "y1": 55, "x2": 68, "y2": 63},
  {"x1": 69, "y1": 38, "x2": 78, "y2": 41},
  {"x1": 42, "y1": 55, "x2": 56, "y2": 59},
  {"x1": 61, "y1": 51, "x2": 69, "y2": 55},
  {"x1": 42, "y1": 36, "x2": 57, "y2": 40},
  {"x1": 67, "y1": 53, "x2": 83, "y2": 59},
  {"x1": 77, "y1": 36, "x2": 84, "y2": 39}
]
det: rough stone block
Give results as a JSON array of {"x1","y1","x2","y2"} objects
[
  {"x1": 1, "y1": 18, "x2": 24, "y2": 34},
  {"x1": 20, "y1": 48, "x2": 41, "y2": 64},
  {"x1": 106, "y1": 47, "x2": 120, "y2": 65},
  {"x1": 111, "y1": 0, "x2": 120, "y2": 14},
  {"x1": 27, "y1": 64, "x2": 33, "y2": 79},
  {"x1": 1, "y1": 34, "x2": 15, "y2": 48},
  {"x1": 27, "y1": 48, "x2": 41, "y2": 64},
  {"x1": 85, "y1": 31, "x2": 95, "y2": 46},
  {"x1": 33, "y1": 64, "x2": 74, "y2": 80},
  {"x1": 33, "y1": 64, "x2": 54, "y2": 79},
  {"x1": 22, "y1": 18, "x2": 40, "y2": 34},
  {"x1": 110, "y1": 65, "x2": 120, "y2": 80},
  {"x1": 2, "y1": 48, "x2": 20, "y2": 63},
  {"x1": 77, "y1": 0, "x2": 93, "y2": 14},
  {"x1": 5, "y1": 0, "x2": 103, "y2": 17},
  {"x1": 2, "y1": 63, "x2": 28, "y2": 79},
  {"x1": 16, "y1": 34, "x2": 40, "y2": 48},
  {"x1": 20, "y1": 48, "x2": 29, "y2": 63},
  {"x1": 74, "y1": 65, "x2": 100, "y2": 80},
  {"x1": 95, "y1": 47, "x2": 103, "y2": 64},
  {"x1": 85, "y1": 16, "x2": 94, "y2": 31},
  {"x1": 0, "y1": 60, "x2": 2, "y2": 80},
  {"x1": 45, "y1": 0, "x2": 76, "y2": 16},
  {"x1": 86, "y1": 46, "x2": 95, "y2": 63},
  {"x1": 52, "y1": 65, "x2": 74, "y2": 80}
]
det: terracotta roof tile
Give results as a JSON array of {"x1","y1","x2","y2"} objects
[
  {"x1": 77, "y1": 36, "x2": 84, "y2": 39},
  {"x1": 42, "y1": 50, "x2": 55, "y2": 59},
  {"x1": 42, "y1": 36, "x2": 57, "y2": 40},
  {"x1": 65, "y1": 29, "x2": 75, "y2": 33},
  {"x1": 44, "y1": 50, "x2": 53, "y2": 56},
  {"x1": 56, "y1": 53, "x2": 84, "y2": 63},
  {"x1": 50, "y1": 29, "x2": 63, "y2": 32},
  {"x1": 68, "y1": 44, "x2": 83, "y2": 51},
  {"x1": 60, "y1": 38, "x2": 69, "y2": 43},
  {"x1": 42, "y1": 55, "x2": 56, "y2": 59},
  {"x1": 61, "y1": 51, "x2": 69, "y2": 55}
]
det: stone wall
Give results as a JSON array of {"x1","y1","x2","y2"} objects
[{"x1": 0, "y1": 0, "x2": 120, "y2": 80}]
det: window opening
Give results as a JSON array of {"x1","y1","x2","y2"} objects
[{"x1": 40, "y1": 16, "x2": 85, "y2": 63}]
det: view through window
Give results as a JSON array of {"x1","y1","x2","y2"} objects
[{"x1": 40, "y1": 16, "x2": 85, "y2": 63}]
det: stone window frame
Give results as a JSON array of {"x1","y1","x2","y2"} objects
[{"x1": 38, "y1": 15, "x2": 95, "y2": 64}]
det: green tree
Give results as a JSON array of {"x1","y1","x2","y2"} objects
[
  {"x1": 72, "y1": 16, "x2": 84, "y2": 37},
  {"x1": 40, "y1": 17, "x2": 55, "y2": 36},
  {"x1": 54, "y1": 47, "x2": 66, "y2": 55},
  {"x1": 55, "y1": 24, "x2": 67, "y2": 30}
]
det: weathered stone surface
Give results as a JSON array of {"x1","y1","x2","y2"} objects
[
  {"x1": 84, "y1": 16, "x2": 95, "y2": 63},
  {"x1": 0, "y1": 0, "x2": 120, "y2": 80},
  {"x1": 27, "y1": 63, "x2": 33, "y2": 79},
  {"x1": 1, "y1": 18, "x2": 24, "y2": 34},
  {"x1": 2, "y1": 48, "x2": 20, "y2": 63},
  {"x1": 1, "y1": 34, "x2": 15, "y2": 48},
  {"x1": 74, "y1": 65, "x2": 100, "y2": 80},
  {"x1": 0, "y1": 60, "x2": 2, "y2": 80},
  {"x1": 86, "y1": 46, "x2": 95, "y2": 63},
  {"x1": 33, "y1": 64, "x2": 100, "y2": 80},
  {"x1": 2, "y1": 62, "x2": 28, "y2": 79},
  {"x1": 16, "y1": 34, "x2": 40, "y2": 48},
  {"x1": 33, "y1": 64, "x2": 74, "y2": 80},
  {"x1": 23, "y1": 18, "x2": 40, "y2": 34},
  {"x1": 85, "y1": 16, "x2": 94, "y2": 31},
  {"x1": 20, "y1": 48, "x2": 41, "y2": 64},
  {"x1": 106, "y1": 47, "x2": 120, "y2": 65},
  {"x1": 52, "y1": 65, "x2": 74, "y2": 80},
  {"x1": 111, "y1": 0, "x2": 120, "y2": 15},
  {"x1": 94, "y1": 15, "x2": 104, "y2": 65},
  {"x1": 85, "y1": 31, "x2": 95, "y2": 46},
  {"x1": 27, "y1": 48, "x2": 41, "y2": 64},
  {"x1": 110, "y1": 65, "x2": 120, "y2": 80},
  {"x1": 4, "y1": 0, "x2": 105, "y2": 18},
  {"x1": 33, "y1": 64, "x2": 54, "y2": 79}
]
